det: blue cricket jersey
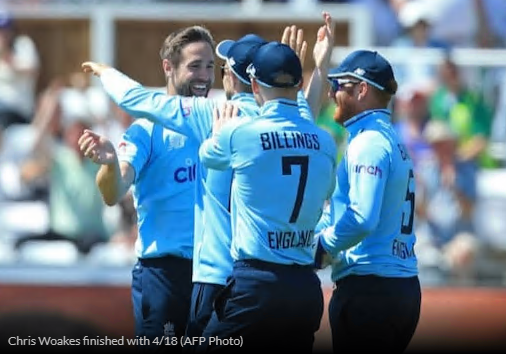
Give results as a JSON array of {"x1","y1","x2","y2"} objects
[
  {"x1": 117, "y1": 118, "x2": 197, "y2": 259},
  {"x1": 200, "y1": 99, "x2": 337, "y2": 266},
  {"x1": 317, "y1": 109, "x2": 419, "y2": 281},
  {"x1": 99, "y1": 68, "x2": 313, "y2": 284}
]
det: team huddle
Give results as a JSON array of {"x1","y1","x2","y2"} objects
[{"x1": 78, "y1": 11, "x2": 421, "y2": 354}]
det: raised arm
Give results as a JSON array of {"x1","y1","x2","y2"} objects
[
  {"x1": 281, "y1": 12, "x2": 335, "y2": 120},
  {"x1": 81, "y1": 62, "x2": 213, "y2": 142},
  {"x1": 304, "y1": 11, "x2": 335, "y2": 119}
]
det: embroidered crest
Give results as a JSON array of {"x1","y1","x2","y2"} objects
[
  {"x1": 169, "y1": 133, "x2": 187, "y2": 150},
  {"x1": 354, "y1": 68, "x2": 365, "y2": 76}
]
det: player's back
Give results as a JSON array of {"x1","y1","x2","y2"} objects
[{"x1": 229, "y1": 104, "x2": 337, "y2": 266}]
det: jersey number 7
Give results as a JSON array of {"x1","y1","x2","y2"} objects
[{"x1": 282, "y1": 155, "x2": 309, "y2": 223}]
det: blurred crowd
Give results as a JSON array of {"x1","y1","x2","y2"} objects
[
  {"x1": 0, "y1": 8, "x2": 138, "y2": 266},
  {"x1": 0, "y1": 0, "x2": 505, "y2": 287}
]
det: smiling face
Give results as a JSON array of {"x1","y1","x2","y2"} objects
[{"x1": 167, "y1": 40, "x2": 215, "y2": 97}]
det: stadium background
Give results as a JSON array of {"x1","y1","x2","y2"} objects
[{"x1": 0, "y1": 0, "x2": 505, "y2": 352}]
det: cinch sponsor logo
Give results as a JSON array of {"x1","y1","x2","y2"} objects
[{"x1": 353, "y1": 164, "x2": 382, "y2": 178}]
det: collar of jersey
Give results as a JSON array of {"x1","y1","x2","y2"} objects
[
  {"x1": 260, "y1": 98, "x2": 299, "y2": 116},
  {"x1": 230, "y1": 92, "x2": 256, "y2": 102},
  {"x1": 344, "y1": 109, "x2": 391, "y2": 134}
]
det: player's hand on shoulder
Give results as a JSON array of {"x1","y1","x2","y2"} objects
[
  {"x1": 81, "y1": 61, "x2": 111, "y2": 77},
  {"x1": 313, "y1": 11, "x2": 335, "y2": 70},
  {"x1": 212, "y1": 102, "x2": 239, "y2": 137},
  {"x1": 78, "y1": 129, "x2": 117, "y2": 165}
]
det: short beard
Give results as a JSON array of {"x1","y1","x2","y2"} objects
[
  {"x1": 175, "y1": 81, "x2": 210, "y2": 98},
  {"x1": 333, "y1": 105, "x2": 354, "y2": 126}
]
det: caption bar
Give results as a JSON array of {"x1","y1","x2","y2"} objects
[{"x1": 7, "y1": 336, "x2": 243, "y2": 347}]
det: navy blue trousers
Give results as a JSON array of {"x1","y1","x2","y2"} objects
[
  {"x1": 328, "y1": 274, "x2": 421, "y2": 353},
  {"x1": 182, "y1": 282, "x2": 225, "y2": 353},
  {"x1": 197, "y1": 260, "x2": 324, "y2": 353},
  {"x1": 131, "y1": 255, "x2": 193, "y2": 353}
]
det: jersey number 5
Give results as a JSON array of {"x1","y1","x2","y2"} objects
[
  {"x1": 282, "y1": 155, "x2": 308, "y2": 223},
  {"x1": 401, "y1": 169, "x2": 415, "y2": 234}
]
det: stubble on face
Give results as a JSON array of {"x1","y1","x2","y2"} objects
[
  {"x1": 170, "y1": 41, "x2": 215, "y2": 98},
  {"x1": 332, "y1": 91, "x2": 356, "y2": 126}
]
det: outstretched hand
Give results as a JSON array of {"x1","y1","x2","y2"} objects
[
  {"x1": 81, "y1": 61, "x2": 111, "y2": 77},
  {"x1": 281, "y1": 25, "x2": 308, "y2": 68},
  {"x1": 212, "y1": 102, "x2": 239, "y2": 137},
  {"x1": 313, "y1": 11, "x2": 335, "y2": 70},
  {"x1": 78, "y1": 129, "x2": 117, "y2": 165}
]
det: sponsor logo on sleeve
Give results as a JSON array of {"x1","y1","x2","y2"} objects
[{"x1": 353, "y1": 164, "x2": 382, "y2": 178}]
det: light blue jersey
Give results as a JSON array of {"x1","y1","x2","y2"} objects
[
  {"x1": 100, "y1": 68, "x2": 313, "y2": 284},
  {"x1": 194, "y1": 93, "x2": 260, "y2": 285},
  {"x1": 317, "y1": 109, "x2": 418, "y2": 281},
  {"x1": 117, "y1": 118, "x2": 197, "y2": 259},
  {"x1": 200, "y1": 99, "x2": 337, "y2": 266}
]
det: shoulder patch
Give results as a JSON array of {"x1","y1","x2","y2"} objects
[
  {"x1": 181, "y1": 97, "x2": 193, "y2": 117},
  {"x1": 118, "y1": 140, "x2": 136, "y2": 155}
]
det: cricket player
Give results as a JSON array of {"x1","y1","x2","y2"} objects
[
  {"x1": 78, "y1": 25, "x2": 215, "y2": 352},
  {"x1": 197, "y1": 42, "x2": 337, "y2": 353},
  {"x1": 314, "y1": 49, "x2": 421, "y2": 353}
]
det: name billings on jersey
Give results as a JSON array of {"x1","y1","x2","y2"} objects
[
  {"x1": 268, "y1": 229, "x2": 314, "y2": 250},
  {"x1": 260, "y1": 131, "x2": 320, "y2": 151}
]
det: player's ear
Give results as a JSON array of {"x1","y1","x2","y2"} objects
[
  {"x1": 162, "y1": 59, "x2": 173, "y2": 79},
  {"x1": 357, "y1": 81, "x2": 368, "y2": 101}
]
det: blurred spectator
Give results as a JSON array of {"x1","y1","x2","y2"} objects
[
  {"x1": 415, "y1": 119, "x2": 481, "y2": 285},
  {"x1": 489, "y1": 71, "x2": 506, "y2": 164},
  {"x1": 17, "y1": 81, "x2": 109, "y2": 255},
  {"x1": 59, "y1": 71, "x2": 110, "y2": 127},
  {"x1": 475, "y1": 0, "x2": 506, "y2": 48},
  {"x1": 354, "y1": 0, "x2": 402, "y2": 46},
  {"x1": 394, "y1": 0, "x2": 477, "y2": 47},
  {"x1": 472, "y1": 0, "x2": 506, "y2": 165},
  {"x1": 394, "y1": 0, "x2": 506, "y2": 48},
  {"x1": 391, "y1": 0, "x2": 449, "y2": 94},
  {"x1": 429, "y1": 57, "x2": 498, "y2": 168},
  {"x1": 93, "y1": 101, "x2": 134, "y2": 148},
  {"x1": 0, "y1": 10, "x2": 40, "y2": 128},
  {"x1": 393, "y1": 87, "x2": 432, "y2": 170}
]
